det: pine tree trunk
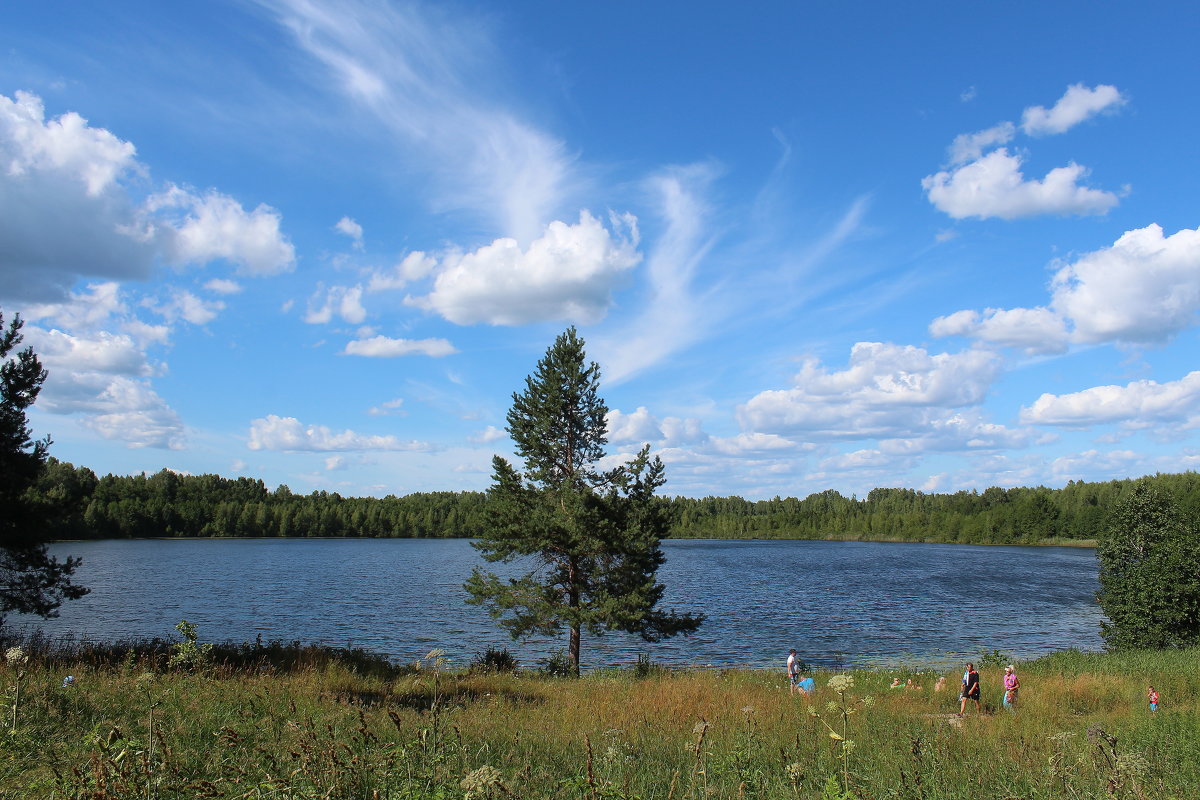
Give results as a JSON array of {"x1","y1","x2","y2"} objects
[{"x1": 569, "y1": 624, "x2": 581, "y2": 678}]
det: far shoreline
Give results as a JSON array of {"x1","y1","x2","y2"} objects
[{"x1": 50, "y1": 534, "x2": 1099, "y2": 548}]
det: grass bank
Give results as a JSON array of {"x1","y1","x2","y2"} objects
[{"x1": 0, "y1": 638, "x2": 1195, "y2": 799}]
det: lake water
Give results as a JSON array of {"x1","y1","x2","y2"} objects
[{"x1": 27, "y1": 538, "x2": 1104, "y2": 671}]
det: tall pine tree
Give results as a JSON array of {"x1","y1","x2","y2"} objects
[
  {"x1": 465, "y1": 328, "x2": 702, "y2": 674},
  {"x1": 0, "y1": 311, "x2": 88, "y2": 625}
]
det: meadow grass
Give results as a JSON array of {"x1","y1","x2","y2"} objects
[{"x1": 0, "y1": 642, "x2": 1196, "y2": 799}]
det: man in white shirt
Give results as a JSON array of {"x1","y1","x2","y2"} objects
[{"x1": 787, "y1": 649, "x2": 801, "y2": 694}]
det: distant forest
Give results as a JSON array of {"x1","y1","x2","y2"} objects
[{"x1": 28, "y1": 458, "x2": 1200, "y2": 545}]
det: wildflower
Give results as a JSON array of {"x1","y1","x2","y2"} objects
[
  {"x1": 827, "y1": 674, "x2": 854, "y2": 692},
  {"x1": 740, "y1": 705, "x2": 755, "y2": 715},
  {"x1": 826, "y1": 701, "x2": 840, "y2": 714},
  {"x1": 861, "y1": 695, "x2": 876, "y2": 708},
  {"x1": 785, "y1": 762, "x2": 805, "y2": 782},
  {"x1": 5, "y1": 647, "x2": 27, "y2": 666}
]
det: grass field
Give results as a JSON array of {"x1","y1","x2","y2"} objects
[{"x1": 0, "y1": 637, "x2": 1196, "y2": 799}]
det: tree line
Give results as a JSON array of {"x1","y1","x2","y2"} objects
[{"x1": 27, "y1": 456, "x2": 1200, "y2": 544}]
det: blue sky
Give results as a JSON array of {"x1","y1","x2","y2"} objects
[{"x1": 3, "y1": 0, "x2": 1199, "y2": 500}]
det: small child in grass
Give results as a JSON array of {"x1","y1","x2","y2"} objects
[{"x1": 1148, "y1": 686, "x2": 1159, "y2": 712}]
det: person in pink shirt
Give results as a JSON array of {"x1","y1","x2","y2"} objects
[
  {"x1": 1002, "y1": 665, "x2": 1020, "y2": 710},
  {"x1": 1148, "y1": 686, "x2": 1159, "y2": 712}
]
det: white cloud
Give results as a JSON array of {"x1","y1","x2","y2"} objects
[
  {"x1": 929, "y1": 306, "x2": 1069, "y2": 354},
  {"x1": 607, "y1": 407, "x2": 664, "y2": 444},
  {"x1": 148, "y1": 185, "x2": 295, "y2": 275},
  {"x1": 247, "y1": 414, "x2": 433, "y2": 452},
  {"x1": 1046, "y1": 449, "x2": 1142, "y2": 482},
  {"x1": 0, "y1": 90, "x2": 294, "y2": 302},
  {"x1": 324, "y1": 455, "x2": 348, "y2": 471},
  {"x1": 710, "y1": 432, "x2": 799, "y2": 455},
  {"x1": 1021, "y1": 371, "x2": 1200, "y2": 431},
  {"x1": 334, "y1": 216, "x2": 364, "y2": 248},
  {"x1": 415, "y1": 210, "x2": 640, "y2": 325},
  {"x1": 948, "y1": 122, "x2": 1014, "y2": 165},
  {"x1": 0, "y1": 93, "x2": 154, "y2": 300},
  {"x1": 264, "y1": 0, "x2": 572, "y2": 243},
  {"x1": 468, "y1": 425, "x2": 506, "y2": 444},
  {"x1": 738, "y1": 342, "x2": 1003, "y2": 440},
  {"x1": 368, "y1": 251, "x2": 437, "y2": 292},
  {"x1": 1021, "y1": 84, "x2": 1127, "y2": 137},
  {"x1": 594, "y1": 165, "x2": 717, "y2": 384},
  {"x1": 923, "y1": 148, "x2": 1118, "y2": 220},
  {"x1": 1050, "y1": 223, "x2": 1200, "y2": 345},
  {"x1": 305, "y1": 284, "x2": 366, "y2": 325},
  {"x1": 204, "y1": 278, "x2": 242, "y2": 295},
  {"x1": 0, "y1": 90, "x2": 138, "y2": 195},
  {"x1": 936, "y1": 223, "x2": 1200, "y2": 352},
  {"x1": 146, "y1": 288, "x2": 225, "y2": 325},
  {"x1": 343, "y1": 335, "x2": 457, "y2": 357},
  {"x1": 40, "y1": 372, "x2": 185, "y2": 449},
  {"x1": 24, "y1": 327, "x2": 154, "y2": 377},
  {"x1": 367, "y1": 397, "x2": 406, "y2": 416}
]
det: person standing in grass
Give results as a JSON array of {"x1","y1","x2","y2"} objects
[
  {"x1": 1002, "y1": 665, "x2": 1020, "y2": 710},
  {"x1": 959, "y1": 662, "x2": 981, "y2": 715},
  {"x1": 787, "y1": 649, "x2": 801, "y2": 694},
  {"x1": 1148, "y1": 686, "x2": 1159, "y2": 712}
]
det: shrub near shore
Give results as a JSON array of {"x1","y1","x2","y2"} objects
[{"x1": 0, "y1": 641, "x2": 1196, "y2": 799}]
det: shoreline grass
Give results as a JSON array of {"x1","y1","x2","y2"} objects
[{"x1": 0, "y1": 637, "x2": 1195, "y2": 799}]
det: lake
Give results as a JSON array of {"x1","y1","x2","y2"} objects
[{"x1": 26, "y1": 538, "x2": 1104, "y2": 671}]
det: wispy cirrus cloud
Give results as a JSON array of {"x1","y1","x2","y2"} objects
[{"x1": 258, "y1": 0, "x2": 574, "y2": 244}]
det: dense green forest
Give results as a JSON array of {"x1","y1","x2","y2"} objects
[{"x1": 26, "y1": 458, "x2": 1200, "y2": 545}]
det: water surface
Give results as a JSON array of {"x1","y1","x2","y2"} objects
[{"x1": 29, "y1": 538, "x2": 1103, "y2": 670}]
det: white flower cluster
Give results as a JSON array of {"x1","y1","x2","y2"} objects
[
  {"x1": 5, "y1": 647, "x2": 28, "y2": 666},
  {"x1": 826, "y1": 674, "x2": 855, "y2": 693}
]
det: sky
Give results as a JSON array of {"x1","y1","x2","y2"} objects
[{"x1": 2, "y1": 0, "x2": 1199, "y2": 501}]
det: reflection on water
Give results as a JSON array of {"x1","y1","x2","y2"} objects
[{"x1": 29, "y1": 538, "x2": 1103, "y2": 670}]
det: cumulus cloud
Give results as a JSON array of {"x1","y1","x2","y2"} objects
[
  {"x1": 1021, "y1": 84, "x2": 1127, "y2": 137},
  {"x1": 368, "y1": 251, "x2": 437, "y2": 292},
  {"x1": 247, "y1": 414, "x2": 433, "y2": 452},
  {"x1": 923, "y1": 149, "x2": 1118, "y2": 220},
  {"x1": 0, "y1": 90, "x2": 294, "y2": 302},
  {"x1": 16, "y1": 283, "x2": 187, "y2": 449},
  {"x1": 343, "y1": 335, "x2": 457, "y2": 357},
  {"x1": 933, "y1": 223, "x2": 1200, "y2": 351},
  {"x1": 414, "y1": 210, "x2": 640, "y2": 325},
  {"x1": 929, "y1": 306, "x2": 1069, "y2": 354},
  {"x1": 23, "y1": 327, "x2": 153, "y2": 377},
  {"x1": 146, "y1": 288, "x2": 225, "y2": 325},
  {"x1": 204, "y1": 278, "x2": 242, "y2": 295},
  {"x1": 1050, "y1": 223, "x2": 1200, "y2": 345},
  {"x1": 305, "y1": 284, "x2": 366, "y2": 325},
  {"x1": 948, "y1": 122, "x2": 1015, "y2": 165},
  {"x1": 334, "y1": 216, "x2": 364, "y2": 248},
  {"x1": 1021, "y1": 371, "x2": 1200, "y2": 431},
  {"x1": 737, "y1": 342, "x2": 1003, "y2": 440},
  {"x1": 607, "y1": 407, "x2": 664, "y2": 445},
  {"x1": 147, "y1": 186, "x2": 295, "y2": 275},
  {"x1": 468, "y1": 425, "x2": 506, "y2": 444},
  {"x1": 925, "y1": 84, "x2": 1125, "y2": 221}
]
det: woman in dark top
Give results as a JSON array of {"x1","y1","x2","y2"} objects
[{"x1": 959, "y1": 662, "x2": 981, "y2": 715}]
